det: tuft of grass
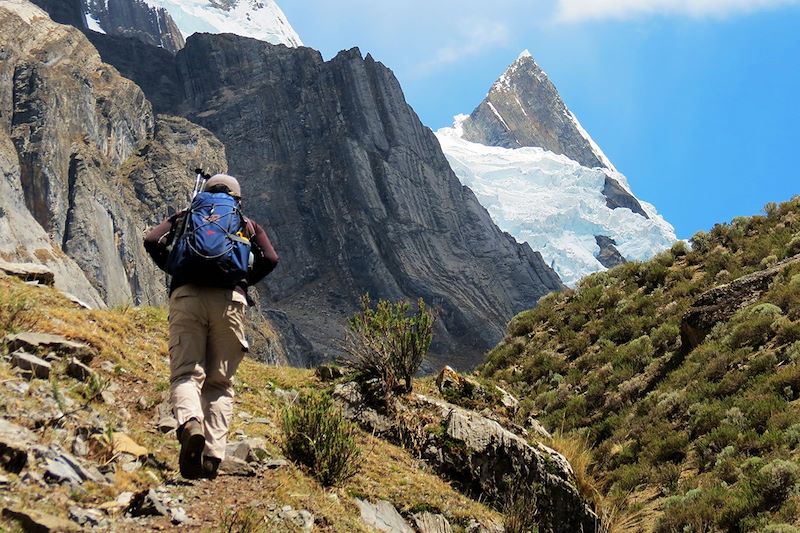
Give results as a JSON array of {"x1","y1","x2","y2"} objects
[{"x1": 282, "y1": 391, "x2": 362, "y2": 487}]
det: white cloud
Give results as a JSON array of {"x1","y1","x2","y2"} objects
[
  {"x1": 556, "y1": 0, "x2": 800, "y2": 21},
  {"x1": 415, "y1": 19, "x2": 510, "y2": 73}
]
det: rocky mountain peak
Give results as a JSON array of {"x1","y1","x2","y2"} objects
[{"x1": 461, "y1": 50, "x2": 612, "y2": 171}]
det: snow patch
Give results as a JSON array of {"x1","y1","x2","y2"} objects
[
  {"x1": 85, "y1": 12, "x2": 106, "y2": 34},
  {"x1": 141, "y1": 0, "x2": 302, "y2": 46},
  {"x1": 487, "y1": 102, "x2": 510, "y2": 131},
  {"x1": 436, "y1": 120, "x2": 676, "y2": 285}
]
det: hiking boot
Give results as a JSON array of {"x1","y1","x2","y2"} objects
[
  {"x1": 178, "y1": 418, "x2": 205, "y2": 480},
  {"x1": 201, "y1": 456, "x2": 221, "y2": 480}
]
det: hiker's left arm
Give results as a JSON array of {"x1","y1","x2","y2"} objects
[{"x1": 248, "y1": 222, "x2": 279, "y2": 285}]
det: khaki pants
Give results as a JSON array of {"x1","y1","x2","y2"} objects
[{"x1": 168, "y1": 284, "x2": 249, "y2": 459}]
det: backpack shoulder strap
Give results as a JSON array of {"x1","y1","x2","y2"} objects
[{"x1": 242, "y1": 216, "x2": 256, "y2": 239}]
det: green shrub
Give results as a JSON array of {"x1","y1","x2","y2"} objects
[
  {"x1": 282, "y1": 392, "x2": 362, "y2": 486},
  {"x1": 755, "y1": 459, "x2": 800, "y2": 507},
  {"x1": 764, "y1": 524, "x2": 800, "y2": 533},
  {"x1": 345, "y1": 295, "x2": 434, "y2": 395}
]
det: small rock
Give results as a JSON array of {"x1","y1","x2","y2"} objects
[
  {"x1": 157, "y1": 416, "x2": 178, "y2": 433},
  {"x1": 526, "y1": 417, "x2": 552, "y2": 440},
  {"x1": 69, "y1": 507, "x2": 104, "y2": 527},
  {"x1": 263, "y1": 459, "x2": 290, "y2": 469},
  {"x1": 238, "y1": 411, "x2": 253, "y2": 420},
  {"x1": 0, "y1": 474, "x2": 9, "y2": 487},
  {"x1": 225, "y1": 440, "x2": 252, "y2": 462},
  {"x1": 72, "y1": 434, "x2": 90, "y2": 457},
  {"x1": 219, "y1": 456, "x2": 256, "y2": 477},
  {"x1": 170, "y1": 506, "x2": 189, "y2": 525},
  {"x1": 412, "y1": 512, "x2": 453, "y2": 533},
  {"x1": 2, "y1": 507, "x2": 81, "y2": 532},
  {"x1": 99, "y1": 361, "x2": 115, "y2": 373},
  {"x1": 10, "y1": 351, "x2": 51, "y2": 379},
  {"x1": 494, "y1": 384, "x2": 519, "y2": 411},
  {"x1": 116, "y1": 492, "x2": 134, "y2": 507},
  {"x1": 3, "y1": 332, "x2": 95, "y2": 362},
  {"x1": 66, "y1": 357, "x2": 95, "y2": 382},
  {"x1": 127, "y1": 489, "x2": 169, "y2": 517},
  {"x1": 136, "y1": 396, "x2": 149, "y2": 410},
  {"x1": 0, "y1": 418, "x2": 35, "y2": 473},
  {"x1": 4, "y1": 380, "x2": 30, "y2": 395},
  {"x1": 45, "y1": 454, "x2": 95, "y2": 485},
  {"x1": 21, "y1": 470, "x2": 44, "y2": 486},
  {"x1": 99, "y1": 389, "x2": 116, "y2": 405},
  {"x1": 254, "y1": 417, "x2": 270, "y2": 424}
]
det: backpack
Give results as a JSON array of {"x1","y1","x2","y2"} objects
[{"x1": 166, "y1": 191, "x2": 251, "y2": 286}]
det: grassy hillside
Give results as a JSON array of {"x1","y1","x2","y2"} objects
[
  {"x1": 0, "y1": 276, "x2": 501, "y2": 532},
  {"x1": 481, "y1": 197, "x2": 800, "y2": 531}
]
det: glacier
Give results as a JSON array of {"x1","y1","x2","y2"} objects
[
  {"x1": 140, "y1": 0, "x2": 302, "y2": 47},
  {"x1": 436, "y1": 116, "x2": 676, "y2": 286}
]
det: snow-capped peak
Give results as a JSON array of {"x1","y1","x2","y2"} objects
[
  {"x1": 141, "y1": 0, "x2": 302, "y2": 47},
  {"x1": 517, "y1": 49, "x2": 532, "y2": 61}
]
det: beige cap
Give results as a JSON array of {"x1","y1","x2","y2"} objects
[{"x1": 204, "y1": 174, "x2": 241, "y2": 197}]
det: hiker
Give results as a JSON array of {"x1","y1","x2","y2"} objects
[{"x1": 143, "y1": 173, "x2": 278, "y2": 479}]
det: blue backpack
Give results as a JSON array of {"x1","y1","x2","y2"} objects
[{"x1": 166, "y1": 192, "x2": 251, "y2": 286}]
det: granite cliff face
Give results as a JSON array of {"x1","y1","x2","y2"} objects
[
  {"x1": 0, "y1": 0, "x2": 226, "y2": 307},
  {"x1": 172, "y1": 36, "x2": 563, "y2": 367},
  {"x1": 85, "y1": 0, "x2": 186, "y2": 53}
]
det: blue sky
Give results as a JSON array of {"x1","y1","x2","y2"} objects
[{"x1": 281, "y1": 0, "x2": 800, "y2": 239}]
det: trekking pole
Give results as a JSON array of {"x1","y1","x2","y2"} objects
[{"x1": 192, "y1": 168, "x2": 209, "y2": 199}]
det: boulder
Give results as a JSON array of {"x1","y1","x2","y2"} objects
[
  {"x1": 4, "y1": 332, "x2": 95, "y2": 362},
  {"x1": 2, "y1": 507, "x2": 81, "y2": 532},
  {"x1": 0, "y1": 261, "x2": 55, "y2": 285},
  {"x1": 10, "y1": 351, "x2": 51, "y2": 379},
  {"x1": 336, "y1": 386, "x2": 599, "y2": 533},
  {"x1": 355, "y1": 499, "x2": 414, "y2": 533}
]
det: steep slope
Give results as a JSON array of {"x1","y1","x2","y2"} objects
[
  {"x1": 0, "y1": 273, "x2": 508, "y2": 532},
  {"x1": 173, "y1": 36, "x2": 563, "y2": 367},
  {"x1": 0, "y1": 0, "x2": 227, "y2": 307},
  {"x1": 437, "y1": 52, "x2": 676, "y2": 285},
  {"x1": 84, "y1": 0, "x2": 185, "y2": 53},
  {"x1": 141, "y1": 0, "x2": 303, "y2": 46},
  {"x1": 481, "y1": 197, "x2": 800, "y2": 530}
]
